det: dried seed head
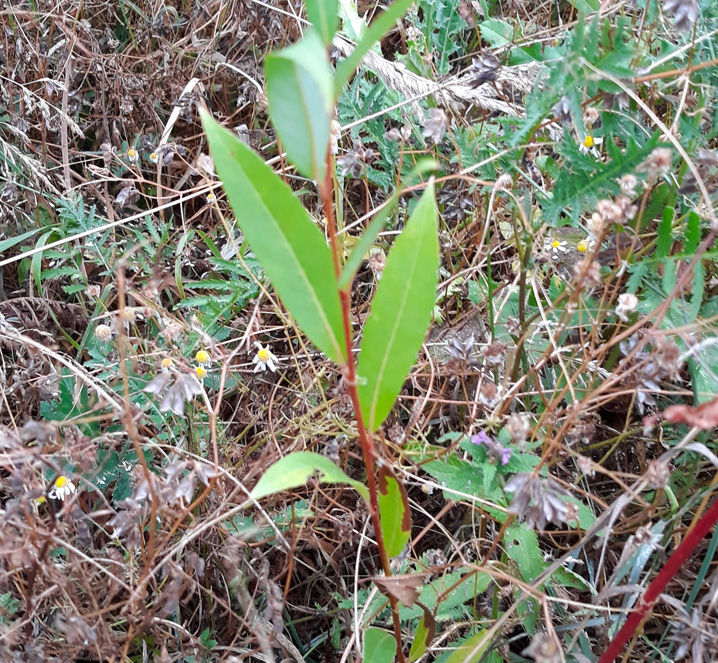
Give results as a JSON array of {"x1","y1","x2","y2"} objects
[
  {"x1": 619, "y1": 174, "x2": 638, "y2": 197},
  {"x1": 640, "y1": 147, "x2": 673, "y2": 180},
  {"x1": 584, "y1": 106, "x2": 600, "y2": 127},
  {"x1": 587, "y1": 212, "x2": 605, "y2": 239},
  {"x1": 506, "y1": 413, "x2": 531, "y2": 444},
  {"x1": 422, "y1": 108, "x2": 447, "y2": 145},
  {"x1": 483, "y1": 340, "x2": 506, "y2": 367},
  {"x1": 615, "y1": 292, "x2": 639, "y2": 322},
  {"x1": 522, "y1": 631, "x2": 563, "y2": 663},
  {"x1": 595, "y1": 198, "x2": 625, "y2": 224},
  {"x1": 616, "y1": 194, "x2": 637, "y2": 221},
  {"x1": 495, "y1": 173, "x2": 513, "y2": 191},
  {"x1": 645, "y1": 459, "x2": 671, "y2": 490},
  {"x1": 577, "y1": 455, "x2": 595, "y2": 477},
  {"x1": 94, "y1": 324, "x2": 112, "y2": 341},
  {"x1": 478, "y1": 382, "x2": 500, "y2": 409}
]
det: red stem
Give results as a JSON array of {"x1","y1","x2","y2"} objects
[
  {"x1": 319, "y1": 156, "x2": 406, "y2": 663},
  {"x1": 598, "y1": 496, "x2": 718, "y2": 663}
]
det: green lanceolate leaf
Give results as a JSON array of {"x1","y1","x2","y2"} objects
[
  {"x1": 201, "y1": 110, "x2": 345, "y2": 364},
  {"x1": 445, "y1": 630, "x2": 499, "y2": 663},
  {"x1": 265, "y1": 30, "x2": 333, "y2": 181},
  {"x1": 363, "y1": 627, "x2": 396, "y2": 663},
  {"x1": 307, "y1": 0, "x2": 338, "y2": 45},
  {"x1": 357, "y1": 184, "x2": 439, "y2": 431},
  {"x1": 409, "y1": 610, "x2": 436, "y2": 661},
  {"x1": 378, "y1": 466, "x2": 412, "y2": 558},
  {"x1": 334, "y1": 0, "x2": 416, "y2": 97},
  {"x1": 250, "y1": 452, "x2": 369, "y2": 501}
]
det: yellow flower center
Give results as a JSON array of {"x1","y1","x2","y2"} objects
[
  {"x1": 55, "y1": 476, "x2": 67, "y2": 488},
  {"x1": 35, "y1": 495, "x2": 47, "y2": 504},
  {"x1": 577, "y1": 240, "x2": 589, "y2": 253},
  {"x1": 257, "y1": 348, "x2": 271, "y2": 362},
  {"x1": 128, "y1": 149, "x2": 137, "y2": 157},
  {"x1": 161, "y1": 357, "x2": 173, "y2": 369},
  {"x1": 195, "y1": 350, "x2": 210, "y2": 364},
  {"x1": 551, "y1": 240, "x2": 561, "y2": 249},
  {"x1": 195, "y1": 366, "x2": 207, "y2": 379},
  {"x1": 150, "y1": 153, "x2": 158, "y2": 161},
  {"x1": 583, "y1": 136, "x2": 594, "y2": 148}
]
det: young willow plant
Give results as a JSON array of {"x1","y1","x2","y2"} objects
[{"x1": 200, "y1": 0, "x2": 437, "y2": 659}]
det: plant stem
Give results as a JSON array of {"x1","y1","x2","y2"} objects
[
  {"x1": 319, "y1": 154, "x2": 406, "y2": 663},
  {"x1": 597, "y1": 494, "x2": 718, "y2": 663}
]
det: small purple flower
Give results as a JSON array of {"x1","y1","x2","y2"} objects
[
  {"x1": 500, "y1": 447, "x2": 512, "y2": 466},
  {"x1": 471, "y1": 431, "x2": 492, "y2": 446}
]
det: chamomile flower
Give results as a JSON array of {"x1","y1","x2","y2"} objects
[
  {"x1": 127, "y1": 148, "x2": 139, "y2": 163},
  {"x1": 206, "y1": 192, "x2": 217, "y2": 204},
  {"x1": 49, "y1": 475, "x2": 76, "y2": 501},
  {"x1": 195, "y1": 365, "x2": 207, "y2": 379},
  {"x1": 195, "y1": 350, "x2": 210, "y2": 364},
  {"x1": 252, "y1": 342, "x2": 279, "y2": 373},
  {"x1": 161, "y1": 357, "x2": 173, "y2": 369},
  {"x1": 549, "y1": 239, "x2": 568, "y2": 260},
  {"x1": 579, "y1": 135, "x2": 603, "y2": 158},
  {"x1": 577, "y1": 239, "x2": 589, "y2": 254},
  {"x1": 150, "y1": 152, "x2": 159, "y2": 164}
]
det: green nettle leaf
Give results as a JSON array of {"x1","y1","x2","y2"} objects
[
  {"x1": 250, "y1": 452, "x2": 369, "y2": 501},
  {"x1": 357, "y1": 185, "x2": 439, "y2": 431},
  {"x1": 363, "y1": 627, "x2": 396, "y2": 663},
  {"x1": 201, "y1": 111, "x2": 345, "y2": 364},
  {"x1": 265, "y1": 31, "x2": 333, "y2": 181},
  {"x1": 307, "y1": 0, "x2": 338, "y2": 45},
  {"x1": 378, "y1": 466, "x2": 412, "y2": 557}
]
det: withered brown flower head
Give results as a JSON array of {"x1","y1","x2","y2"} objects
[
  {"x1": 504, "y1": 472, "x2": 571, "y2": 531},
  {"x1": 663, "y1": 0, "x2": 699, "y2": 32},
  {"x1": 469, "y1": 53, "x2": 501, "y2": 87},
  {"x1": 337, "y1": 138, "x2": 376, "y2": 178},
  {"x1": 422, "y1": 108, "x2": 447, "y2": 145}
]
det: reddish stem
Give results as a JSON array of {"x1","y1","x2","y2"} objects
[
  {"x1": 598, "y1": 495, "x2": 718, "y2": 663},
  {"x1": 319, "y1": 157, "x2": 406, "y2": 663}
]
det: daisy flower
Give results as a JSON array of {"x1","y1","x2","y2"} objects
[
  {"x1": 150, "y1": 152, "x2": 159, "y2": 164},
  {"x1": 549, "y1": 239, "x2": 568, "y2": 260},
  {"x1": 49, "y1": 475, "x2": 76, "y2": 501},
  {"x1": 127, "y1": 148, "x2": 139, "y2": 163},
  {"x1": 253, "y1": 342, "x2": 279, "y2": 373},
  {"x1": 577, "y1": 239, "x2": 589, "y2": 254},
  {"x1": 206, "y1": 192, "x2": 217, "y2": 204},
  {"x1": 195, "y1": 365, "x2": 207, "y2": 379},
  {"x1": 579, "y1": 135, "x2": 603, "y2": 158}
]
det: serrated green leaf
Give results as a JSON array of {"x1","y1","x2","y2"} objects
[
  {"x1": 505, "y1": 523, "x2": 547, "y2": 583},
  {"x1": 201, "y1": 110, "x2": 345, "y2": 364},
  {"x1": 357, "y1": 185, "x2": 439, "y2": 431},
  {"x1": 250, "y1": 452, "x2": 369, "y2": 501},
  {"x1": 307, "y1": 0, "x2": 338, "y2": 44},
  {"x1": 334, "y1": 0, "x2": 416, "y2": 96},
  {"x1": 265, "y1": 31, "x2": 333, "y2": 181},
  {"x1": 378, "y1": 467, "x2": 412, "y2": 558}
]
